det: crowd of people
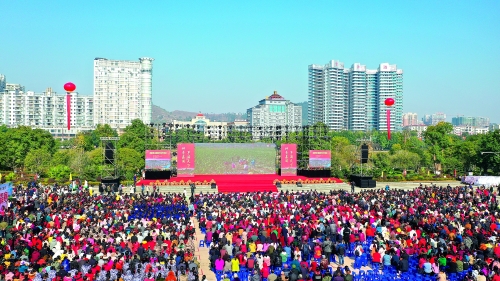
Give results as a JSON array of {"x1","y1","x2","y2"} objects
[
  {"x1": 0, "y1": 184, "x2": 203, "y2": 281},
  {"x1": 2, "y1": 180, "x2": 500, "y2": 281},
  {"x1": 196, "y1": 184, "x2": 500, "y2": 281}
]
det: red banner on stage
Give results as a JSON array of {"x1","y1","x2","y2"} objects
[
  {"x1": 281, "y1": 144, "x2": 297, "y2": 176},
  {"x1": 177, "y1": 143, "x2": 195, "y2": 177}
]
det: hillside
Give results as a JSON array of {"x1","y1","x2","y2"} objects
[{"x1": 151, "y1": 105, "x2": 246, "y2": 123}]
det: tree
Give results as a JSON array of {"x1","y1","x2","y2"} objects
[
  {"x1": 329, "y1": 136, "x2": 357, "y2": 177},
  {"x1": 24, "y1": 149, "x2": 52, "y2": 175},
  {"x1": 372, "y1": 152, "x2": 392, "y2": 177},
  {"x1": 390, "y1": 150, "x2": 421, "y2": 171},
  {"x1": 0, "y1": 126, "x2": 56, "y2": 170},
  {"x1": 119, "y1": 119, "x2": 148, "y2": 154},
  {"x1": 390, "y1": 144, "x2": 403, "y2": 154},
  {"x1": 47, "y1": 165, "x2": 72, "y2": 181},
  {"x1": 51, "y1": 150, "x2": 71, "y2": 167},
  {"x1": 452, "y1": 138, "x2": 479, "y2": 174},
  {"x1": 73, "y1": 132, "x2": 96, "y2": 151},
  {"x1": 423, "y1": 122, "x2": 454, "y2": 172},
  {"x1": 475, "y1": 130, "x2": 500, "y2": 175},
  {"x1": 67, "y1": 149, "x2": 89, "y2": 178},
  {"x1": 83, "y1": 148, "x2": 104, "y2": 179},
  {"x1": 92, "y1": 124, "x2": 118, "y2": 147},
  {"x1": 117, "y1": 148, "x2": 144, "y2": 180}
]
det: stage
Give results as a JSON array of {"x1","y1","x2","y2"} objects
[{"x1": 136, "y1": 174, "x2": 343, "y2": 193}]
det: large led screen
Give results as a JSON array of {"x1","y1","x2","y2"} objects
[
  {"x1": 195, "y1": 143, "x2": 276, "y2": 174},
  {"x1": 145, "y1": 150, "x2": 171, "y2": 170},
  {"x1": 309, "y1": 150, "x2": 331, "y2": 168}
]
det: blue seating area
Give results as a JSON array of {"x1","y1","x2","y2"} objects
[
  {"x1": 128, "y1": 203, "x2": 190, "y2": 220},
  {"x1": 212, "y1": 252, "x2": 473, "y2": 281},
  {"x1": 215, "y1": 267, "x2": 470, "y2": 281}
]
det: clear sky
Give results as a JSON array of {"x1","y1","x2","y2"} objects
[{"x1": 2, "y1": 1, "x2": 499, "y2": 121}]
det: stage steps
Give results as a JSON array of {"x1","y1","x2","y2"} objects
[
  {"x1": 280, "y1": 183, "x2": 346, "y2": 191},
  {"x1": 217, "y1": 183, "x2": 277, "y2": 193}
]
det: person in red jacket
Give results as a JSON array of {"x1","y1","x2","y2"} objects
[
  {"x1": 372, "y1": 250, "x2": 382, "y2": 269},
  {"x1": 261, "y1": 263, "x2": 270, "y2": 278}
]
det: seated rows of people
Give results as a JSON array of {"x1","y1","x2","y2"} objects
[
  {"x1": 195, "y1": 185, "x2": 500, "y2": 281},
  {"x1": 1, "y1": 186, "x2": 202, "y2": 281}
]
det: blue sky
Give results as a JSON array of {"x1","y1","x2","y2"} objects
[{"x1": 2, "y1": 1, "x2": 499, "y2": 121}]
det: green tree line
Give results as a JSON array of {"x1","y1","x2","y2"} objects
[{"x1": 1, "y1": 120, "x2": 499, "y2": 182}]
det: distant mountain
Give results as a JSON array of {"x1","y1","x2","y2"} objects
[
  {"x1": 151, "y1": 105, "x2": 246, "y2": 123},
  {"x1": 295, "y1": 101, "x2": 308, "y2": 125}
]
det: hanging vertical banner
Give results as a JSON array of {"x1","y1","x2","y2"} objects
[
  {"x1": 66, "y1": 94, "x2": 71, "y2": 130},
  {"x1": 63, "y1": 82, "x2": 75, "y2": 131},
  {"x1": 177, "y1": 143, "x2": 195, "y2": 177},
  {"x1": 0, "y1": 183, "x2": 11, "y2": 211},
  {"x1": 281, "y1": 144, "x2": 297, "y2": 176}
]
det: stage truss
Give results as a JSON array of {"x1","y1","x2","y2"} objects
[
  {"x1": 145, "y1": 124, "x2": 332, "y2": 171},
  {"x1": 100, "y1": 137, "x2": 120, "y2": 180}
]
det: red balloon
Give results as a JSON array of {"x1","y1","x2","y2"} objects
[
  {"x1": 64, "y1": 82, "x2": 76, "y2": 93},
  {"x1": 384, "y1": 98, "x2": 395, "y2": 106}
]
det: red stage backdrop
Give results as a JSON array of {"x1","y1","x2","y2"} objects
[
  {"x1": 309, "y1": 150, "x2": 332, "y2": 168},
  {"x1": 177, "y1": 143, "x2": 195, "y2": 177},
  {"x1": 281, "y1": 144, "x2": 297, "y2": 176},
  {"x1": 145, "y1": 150, "x2": 171, "y2": 170}
]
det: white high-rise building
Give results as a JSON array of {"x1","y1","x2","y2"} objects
[
  {"x1": 431, "y1": 112, "x2": 446, "y2": 125},
  {"x1": 247, "y1": 91, "x2": 302, "y2": 139},
  {"x1": 348, "y1": 63, "x2": 367, "y2": 131},
  {"x1": 308, "y1": 64, "x2": 326, "y2": 127},
  {"x1": 308, "y1": 60, "x2": 403, "y2": 131},
  {"x1": 93, "y1": 57, "x2": 153, "y2": 130},
  {"x1": 0, "y1": 75, "x2": 6, "y2": 92},
  {"x1": 0, "y1": 86, "x2": 93, "y2": 137}
]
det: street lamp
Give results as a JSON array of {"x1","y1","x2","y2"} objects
[{"x1": 481, "y1": 152, "x2": 500, "y2": 155}]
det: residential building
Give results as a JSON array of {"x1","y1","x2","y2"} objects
[
  {"x1": 308, "y1": 64, "x2": 326, "y2": 127},
  {"x1": 453, "y1": 125, "x2": 489, "y2": 136},
  {"x1": 490, "y1": 123, "x2": 500, "y2": 131},
  {"x1": 247, "y1": 91, "x2": 302, "y2": 139},
  {"x1": 171, "y1": 113, "x2": 231, "y2": 140},
  {"x1": 403, "y1": 124, "x2": 428, "y2": 138},
  {"x1": 228, "y1": 119, "x2": 250, "y2": 130},
  {"x1": 308, "y1": 60, "x2": 403, "y2": 131},
  {"x1": 6, "y1": 83, "x2": 25, "y2": 92},
  {"x1": 431, "y1": 112, "x2": 446, "y2": 125},
  {"x1": 348, "y1": 63, "x2": 367, "y2": 131},
  {"x1": 422, "y1": 115, "x2": 432, "y2": 125},
  {"x1": 403, "y1": 112, "x2": 419, "y2": 126},
  {"x1": 422, "y1": 113, "x2": 447, "y2": 125},
  {"x1": 376, "y1": 63, "x2": 404, "y2": 132},
  {"x1": 0, "y1": 75, "x2": 5, "y2": 92},
  {"x1": 452, "y1": 116, "x2": 490, "y2": 127},
  {"x1": 0, "y1": 86, "x2": 94, "y2": 139},
  {"x1": 93, "y1": 57, "x2": 153, "y2": 130}
]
